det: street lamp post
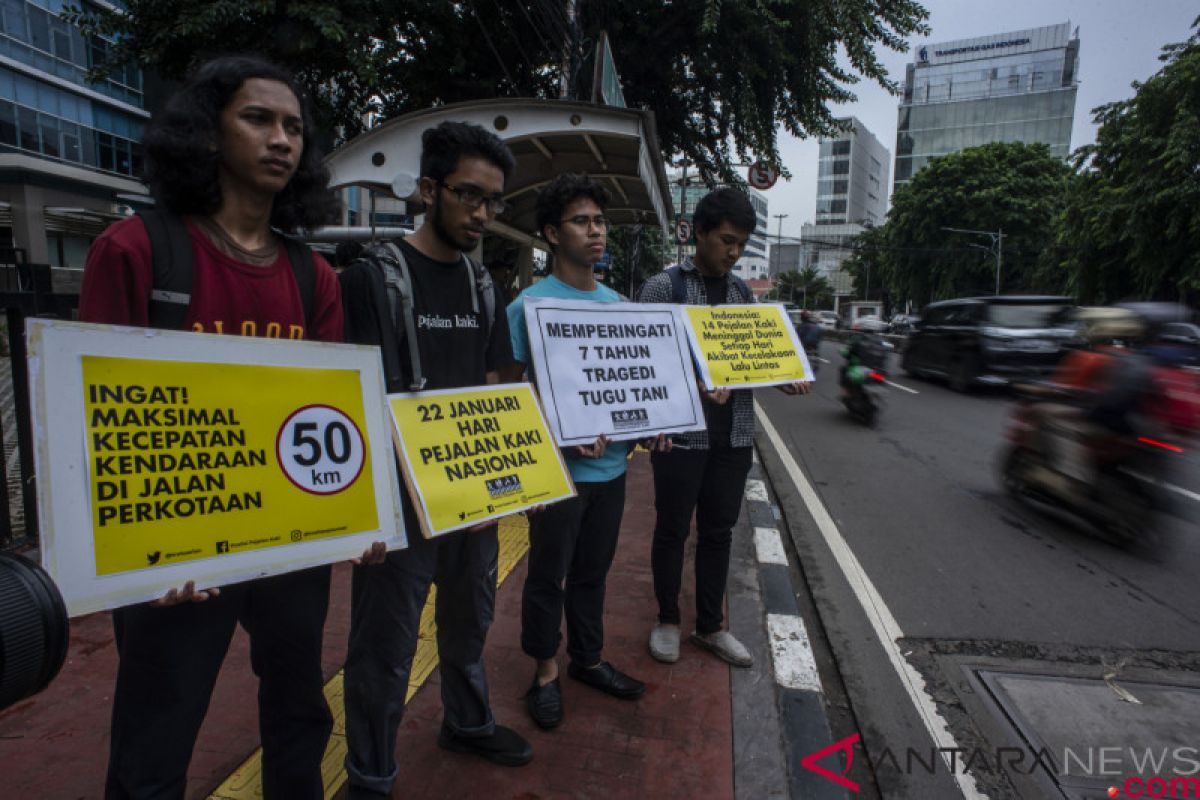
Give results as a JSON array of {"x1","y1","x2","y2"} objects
[{"x1": 942, "y1": 226, "x2": 1005, "y2": 294}]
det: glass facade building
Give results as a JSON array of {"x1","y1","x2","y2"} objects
[
  {"x1": 816, "y1": 116, "x2": 889, "y2": 227},
  {"x1": 894, "y1": 22, "x2": 1079, "y2": 188},
  {"x1": 0, "y1": 0, "x2": 150, "y2": 269}
]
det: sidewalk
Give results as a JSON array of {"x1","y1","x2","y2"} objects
[{"x1": 0, "y1": 451, "x2": 741, "y2": 799}]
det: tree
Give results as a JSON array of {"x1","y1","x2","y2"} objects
[
  {"x1": 604, "y1": 224, "x2": 670, "y2": 299},
  {"x1": 69, "y1": 1, "x2": 930, "y2": 179},
  {"x1": 1054, "y1": 22, "x2": 1200, "y2": 305},
  {"x1": 852, "y1": 142, "x2": 1073, "y2": 309}
]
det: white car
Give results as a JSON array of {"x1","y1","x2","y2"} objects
[
  {"x1": 815, "y1": 310, "x2": 839, "y2": 331},
  {"x1": 851, "y1": 315, "x2": 890, "y2": 333}
]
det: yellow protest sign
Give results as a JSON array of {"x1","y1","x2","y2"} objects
[
  {"x1": 681, "y1": 303, "x2": 813, "y2": 389},
  {"x1": 29, "y1": 319, "x2": 402, "y2": 616},
  {"x1": 83, "y1": 356, "x2": 379, "y2": 575},
  {"x1": 389, "y1": 383, "x2": 575, "y2": 537}
]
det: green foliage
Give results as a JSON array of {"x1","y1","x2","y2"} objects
[
  {"x1": 1056, "y1": 22, "x2": 1200, "y2": 304},
  {"x1": 604, "y1": 224, "x2": 670, "y2": 298},
  {"x1": 847, "y1": 142, "x2": 1073, "y2": 310},
  {"x1": 67, "y1": 0, "x2": 929, "y2": 179},
  {"x1": 773, "y1": 267, "x2": 831, "y2": 308}
]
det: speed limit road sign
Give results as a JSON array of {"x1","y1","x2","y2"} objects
[{"x1": 748, "y1": 161, "x2": 779, "y2": 191}]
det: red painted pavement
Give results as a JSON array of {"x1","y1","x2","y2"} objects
[{"x1": 0, "y1": 453, "x2": 735, "y2": 799}]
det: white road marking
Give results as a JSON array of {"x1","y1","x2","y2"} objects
[
  {"x1": 756, "y1": 402, "x2": 986, "y2": 800},
  {"x1": 1123, "y1": 469, "x2": 1200, "y2": 505},
  {"x1": 767, "y1": 614, "x2": 823, "y2": 692},
  {"x1": 816, "y1": 356, "x2": 830, "y2": 364},
  {"x1": 745, "y1": 478, "x2": 769, "y2": 503},
  {"x1": 885, "y1": 380, "x2": 920, "y2": 394},
  {"x1": 753, "y1": 527, "x2": 789, "y2": 565}
]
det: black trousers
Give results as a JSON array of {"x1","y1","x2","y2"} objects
[
  {"x1": 650, "y1": 446, "x2": 753, "y2": 635},
  {"x1": 521, "y1": 473, "x2": 627, "y2": 667},
  {"x1": 343, "y1": 525, "x2": 498, "y2": 794},
  {"x1": 105, "y1": 565, "x2": 333, "y2": 800}
]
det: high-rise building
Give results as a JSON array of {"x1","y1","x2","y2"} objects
[
  {"x1": 894, "y1": 22, "x2": 1080, "y2": 188},
  {"x1": 668, "y1": 170, "x2": 768, "y2": 280},
  {"x1": 816, "y1": 116, "x2": 889, "y2": 227},
  {"x1": 1, "y1": 0, "x2": 151, "y2": 271}
]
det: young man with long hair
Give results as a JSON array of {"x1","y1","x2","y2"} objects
[
  {"x1": 637, "y1": 188, "x2": 808, "y2": 668},
  {"x1": 501, "y1": 174, "x2": 668, "y2": 729},
  {"x1": 338, "y1": 121, "x2": 529, "y2": 799},
  {"x1": 79, "y1": 55, "x2": 352, "y2": 799}
]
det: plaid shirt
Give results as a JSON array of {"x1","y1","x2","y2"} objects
[{"x1": 636, "y1": 258, "x2": 756, "y2": 449}]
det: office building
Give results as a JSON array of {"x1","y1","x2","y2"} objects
[
  {"x1": 816, "y1": 116, "x2": 889, "y2": 227},
  {"x1": 668, "y1": 169, "x2": 769, "y2": 280},
  {"x1": 894, "y1": 22, "x2": 1080, "y2": 188},
  {"x1": 1, "y1": 0, "x2": 151, "y2": 271}
]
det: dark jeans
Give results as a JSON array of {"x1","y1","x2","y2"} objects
[
  {"x1": 650, "y1": 445, "x2": 753, "y2": 635},
  {"x1": 343, "y1": 525, "x2": 498, "y2": 794},
  {"x1": 105, "y1": 566, "x2": 333, "y2": 800},
  {"x1": 521, "y1": 473, "x2": 627, "y2": 667}
]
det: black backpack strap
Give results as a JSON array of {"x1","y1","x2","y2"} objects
[
  {"x1": 666, "y1": 265, "x2": 687, "y2": 303},
  {"x1": 731, "y1": 275, "x2": 753, "y2": 303},
  {"x1": 378, "y1": 243, "x2": 426, "y2": 391},
  {"x1": 280, "y1": 235, "x2": 316, "y2": 330},
  {"x1": 139, "y1": 210, "x2": 194, "y2": 329}
]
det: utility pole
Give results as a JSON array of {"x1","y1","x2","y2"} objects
[
  {"x1": 773, "y1": 213, "x2": 788, "y2": 281},
  {"x1": 675, "y1": 162, "x2": 689, "y2": 266},
  {"x1": 559, "y1": 0, "x2": 579, "y2": 99}
]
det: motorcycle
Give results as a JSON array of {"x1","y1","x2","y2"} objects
[
  {"x1": 998, "y1": 384, "x2": 1180, "y2": 544},
  {"x1": 840, "y1": 334, "x2": 890, "y2": 426}
]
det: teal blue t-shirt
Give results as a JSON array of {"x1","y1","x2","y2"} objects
[{"x1": 507, "y1": 275, "x2": 630, "y2": 483}]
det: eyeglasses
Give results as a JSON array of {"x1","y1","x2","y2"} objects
[
  {"x1": 440, "y1": 181, "x2": 507, "y2": 215},
  {"x1": 560, "y1": 215, "x2": 609, "y2": 230}
]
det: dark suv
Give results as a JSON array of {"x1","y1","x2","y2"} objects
[{"x1": 901, "y1": 296, "x2": 1075, "y2": 391}]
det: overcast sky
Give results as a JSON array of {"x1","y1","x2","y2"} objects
[{"x1": 764, "y1": 0, "x2": 1199, "y2": 240}]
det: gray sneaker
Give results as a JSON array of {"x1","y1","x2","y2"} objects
[
  {"x1": 649, "y1": 623, "x2": 680, "y2": 663},
  {"x1": 690, "y1": 630, "x2": 753, "y2": 667}
]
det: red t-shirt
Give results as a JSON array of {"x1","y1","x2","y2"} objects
[{"x1": 78, "y1": 216, "x2": 343, "y2": 344}]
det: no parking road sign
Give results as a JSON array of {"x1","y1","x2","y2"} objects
[
  {"x1": 748, "y1": 161, "x2": 779, "y2": 191},
  {"x1": 675, "y1": 218, "x2": 692, "y2": 243}
]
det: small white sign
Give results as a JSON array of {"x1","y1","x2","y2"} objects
[{"x1": 522, "y1": 298, "x2": 707, "y2": 446}]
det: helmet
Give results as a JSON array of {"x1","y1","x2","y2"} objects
[{"x1": 800, "y1": 310, "x2": 812, "y2": 321}]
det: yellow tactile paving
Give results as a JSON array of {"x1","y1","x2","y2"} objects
[{"x1": 208, "y1": 518, "x2": 531, "y2": 800}]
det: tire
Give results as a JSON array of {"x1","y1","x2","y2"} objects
[{"x1": 1000, "y1": 445, "x2": 1034, "y2": 497}]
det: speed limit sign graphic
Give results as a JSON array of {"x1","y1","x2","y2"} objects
[
  {"x1": 276, "y1": 404, "x2": 367, "y2": 495},
  {"x1": 748, "y1": 161, "x2": 779, "y2": 191},
  {"x1": 676, "y1": 218, "x2": 692, "y2": 243}
]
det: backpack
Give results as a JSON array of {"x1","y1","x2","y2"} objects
[
  {"x1": 354, "y1": 241, "x2": 496, "y2": 392},
  {"x1": 666, "y1": 264, "x2": 753, "y2": 304},
  {"x1": 138, "y1": 210, "x2": 316, "y2": 330}
]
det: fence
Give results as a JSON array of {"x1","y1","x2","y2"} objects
[{"x1": 0, "y1": 259, "x2": 80, "y2": 551}]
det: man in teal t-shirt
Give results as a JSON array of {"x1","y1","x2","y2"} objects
[{"x1": 502, "y1": 174, "x2": 666, "y2": 731}]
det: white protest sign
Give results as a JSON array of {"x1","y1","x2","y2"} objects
[{"x1": 523, "y1": 298, "x2": 707, "y2": 446}]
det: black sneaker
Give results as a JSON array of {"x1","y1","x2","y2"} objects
[
  {"x1": 437, "y1": 724, "x2": 533, "y2": 766},
  {"x1": 524, "y1": 676, "x2": 564, "y2": 729},
  {"x1": 567, "y1": 661, "x2": 646, "y2": 700}
]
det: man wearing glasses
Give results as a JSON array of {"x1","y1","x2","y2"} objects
[
  {"x1": 502, "y1": 174, "x2": 669, "y2": 730},
  {"x1": 338, "y1": 121, "x2": 529, "y2": 799}
]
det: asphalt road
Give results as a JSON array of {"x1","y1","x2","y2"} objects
[{"x1": 755, "y1": 340, "x2": 1200, "y2": 799}]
